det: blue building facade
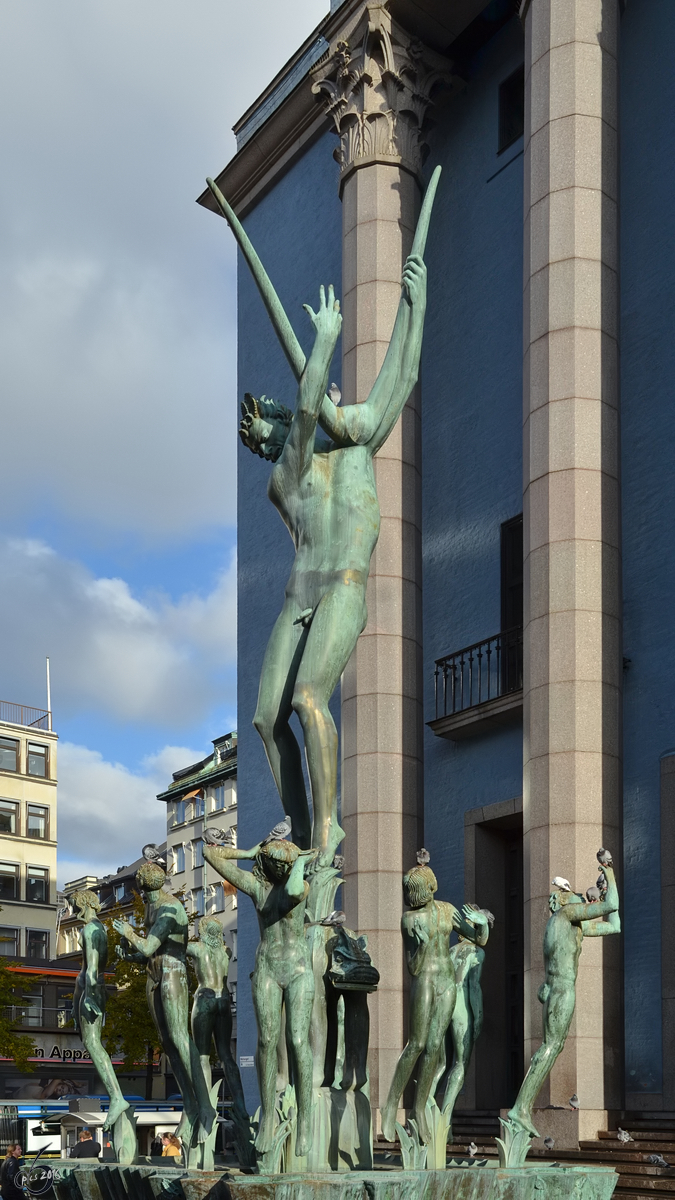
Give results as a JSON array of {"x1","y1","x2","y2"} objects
[{"x1": 201, "y1": 0, "x2": 675, "y2": 1136}]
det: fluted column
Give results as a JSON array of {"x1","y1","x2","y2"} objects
[
  {"x1": 312, "y1": 3, "x2": 450, "y2": 1120},
  {"x1": 521, "y1": 0, "x2": 622, "y2": 1145}
]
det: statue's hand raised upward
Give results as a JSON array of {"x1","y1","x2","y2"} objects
[
  {"x1": 402, "y1": 253, "x2": 426, "y2": 307},
  {"x1": 303, "y1": 284, "x2": 342, "y2": 345}
]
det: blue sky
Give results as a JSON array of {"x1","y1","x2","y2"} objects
[{"x1": 0, "y1": 0, "x2": 325, "y2": 882}]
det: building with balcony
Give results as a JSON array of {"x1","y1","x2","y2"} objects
[
  {"x1": 157, "y1": 733, "x2": 238, "y2": 1026},
  {"x1": 0, "y1": 701, "x2": 58, "y2": 965},
  {"x1": 201, "y1": 0, "x2": 675, "y2": 1146}
]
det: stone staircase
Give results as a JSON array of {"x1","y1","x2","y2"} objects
[{"x1": 445, "y1": 1114, "x2": 675, "y2": 1199}]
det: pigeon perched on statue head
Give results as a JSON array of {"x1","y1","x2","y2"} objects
[
  {"x1": 617, "y1": 1127, "x2": 634, "y2": 1144},
  {"x1": 261, "y1": 815, "x2": 292, "y2": 845},
  {"x1": 552, "y1": 876, "x2": 571, "y2": 892},
  {"x1": 569, "y1": 1094, "x2": 580, "y2": 1110},
  {"x1": 597, "y1": 848, "x2": 613, "y2": 867},
  {"x1": 142, "y1": 843, "x2": 167, "y2": 868},
  {"x1": 416, "y1": 848, "x2": 431, "y2": 866}
]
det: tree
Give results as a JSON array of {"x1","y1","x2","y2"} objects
[{"x1": 0, "y1": 916, "x2": 39, "y2": 1072}]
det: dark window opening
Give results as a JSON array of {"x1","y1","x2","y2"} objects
[
  {"x1": 26, "y1": 930, "x2": 49, "y2": 960},
  {"x1": 27, "y1": 743, "x2": 48, "y2": 778},
  {"x1": 27, "y1": 867, "x2": 48, "y2": 904},
  {"x1": 0, "y1": 864, "x2": 19, "y2": 902},
  {"x1": 501, "y1": 515, "x2": 523, "y2": 693},
  {"x1": 0, "y1": 739, "x2": 19, "y2": 773},
  {"x1": 498, "y1": 65, "x2": 524, "y2": 153},
  {"x1": 0, "y1": 927, "x2": 18, "y2": 958}
]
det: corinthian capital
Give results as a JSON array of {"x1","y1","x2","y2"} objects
[{"x1": 311, "y1": 2, "x2": 457, "y2": 182}]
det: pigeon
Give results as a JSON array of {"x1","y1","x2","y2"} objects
[
  {"x1": 552, "y1": 876, "x2": 571, "y2": 892},
  {"x1": 467, "y1": 1142, "x2": 478, "y2": 1158},
  {"x1": 544, "y1": 1137, "x2": 555, "y2": 1151},
  {"x1": 597, "y1": 848, "x2": 613, "y2": 867},
  {"x1": 617, "y1": 1128, "x2": 634, "y2": 1143},
  {"x1": 596, "y1": 873, "x2": 608, "y2": 895},
  {"x1": 328, "y1": 382, "x2": 342, "y2": 406},
  {"x1": 333, "y1": 854, "x2": 345, "y2": 871},
  {"x1": 203, "y1": 827, "x2": 234, "y2": 846},
  {"x1": 586, "y1": 886, "x2": 601, "y2": 902},
  {"x1": 569, "y1": 1094, "x2": 580, "y2": 1110},
  {"x1": 647, "y1": 1154, "x2": 670, "y2": 1168},
  {"x1": 417, "y1": 848, "x2": 431, "y2": 865},
  {"x1": 307, "y1": 909, "x2": 346, "y2": 929},
  {"x1": 261, "y1": 815, "x2": 292, "y2": 845},
  {"x1": 142, "y1": 844, "x2": 167, "y2": 868}
]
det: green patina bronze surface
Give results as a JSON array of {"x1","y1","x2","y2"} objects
[
  {"x1": 440, "y1": 905, "x2": 493, "y2": 1141},
  {"x1": 71, "y1": 888, "x2": 133, "y2": 1154},
  {"x1": 507, "y1": 851, "x2": 621, "y2": 1142},
  {"x1": 381, "y1": 864, "x2": 489, "y2": 1145},
  {"x1": 203, "y1": 839, "x2": 318, "y2": 1161},
  {"x1": 112, "y1": 862, "x2": 216, "y2": 1161},
  {"x1": 206, "y1": 168, "x2": 439, "y2": 869},
  {"x1": 54, "y1": 1162, "x2": 619, "y2": 1200}
]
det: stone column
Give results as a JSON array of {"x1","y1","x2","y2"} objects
[
  {"x1": 521, "y1": 0, "x2": 622, "y2": 1145},
  {"x1": 312, "y1": 4, "x2": 451, "y2": 1121}
]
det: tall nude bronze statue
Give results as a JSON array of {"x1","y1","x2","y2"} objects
[
  {"x1": 441, "y1": 904, "x2": 494, "y2": 1136},
  {"x1": 113, "y1": 863, "x2": 216, "y2": 1151},
  {"x1": 204, "y1": 837, "x2": 318, "y2": 1159},
  {"x1": 71, "y1": 889, "x2": 129, "y2": 1130},
  {"x1": 206, "y1": 169, "x2": 439, "y2": 866},
  {"x1": 187, "y1": 915, "x2": 248, "y2": 1125},
  {"x1": 507, "y1": 849, "x2": 620, "y2": 1137},
  {"x1": 380, "y1": 861, "x2": 489, "y2": 1145}
]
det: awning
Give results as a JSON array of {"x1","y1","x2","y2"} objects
[{"x1": 181, "y1": 788, "x2": 204, "y2": 801}]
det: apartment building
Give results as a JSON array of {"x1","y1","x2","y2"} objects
[
  {"x1": 0, "y1": 700, "x2": 58, "y2": 963},
  {"x1": 157, "y1": 733, "x2": 238, "y2": 1016}
]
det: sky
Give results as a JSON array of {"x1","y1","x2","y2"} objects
[{"x1": 0, "y1": 1, "x2": 326, "y2": 884}]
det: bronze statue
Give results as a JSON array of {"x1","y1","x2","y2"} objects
[
  {"x1": 441, "y1": 904, "x2": 494, "y2": 1136},
  {"x1": 380, "y1": 861, "x2": 489, "y2": 1144},
  {"x1": 507, "y1": 849, "x2": 620, "y2": 1137},
  {"x1": 203, "y1": 837, "x2": 318, "y2": 1158},
  {"x1": 113, "y1": 863, "x2": 216, "y2": 1150}
]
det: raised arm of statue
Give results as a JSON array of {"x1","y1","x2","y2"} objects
[
  {"x1": 280, "y1": 287, "x2": 342, "y2": 479},
  {"x1": 203, "y1": 844, "x2": 264, "y2": 904},
  {"x1": 580, "y1": 863, "x2": 621, "y2": 936},
  {"x1": 454, "y1": 904, "x2": 490, "y2": 946},
  {"x1": 113, "y1": 909, "x2": 176, "y2": 959}
]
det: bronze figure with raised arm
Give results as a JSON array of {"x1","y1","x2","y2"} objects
[{"x1": 206, "y1": 168, "x2": 439, "y2": 867}]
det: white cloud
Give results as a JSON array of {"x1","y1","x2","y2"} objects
[
  {"x1": 57, "y1": 742, "x2": 203, "y2": 886},
  {"x1": 0, "y1": 0, "x2": 326, "y2": 539},
  {"x1": 0, "y1": 537, "x2": 236, "y2": 726}
]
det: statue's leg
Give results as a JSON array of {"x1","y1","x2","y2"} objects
[
  {"x1": 191, "y1": 988, "x2": 216, "y2": 1092},
  {"x1": 254, "y1": 600, "x2": 311, "y2": 847},
  {"x1": 149, "y1": 978, "x2": 198, "y2": 1143},
  {"x1": 380, "y1": 977, "x2": 433, "y2": 1141},
  {"x1": 285, "y1": 969, "x2": 316, "y2": 1158},
  {"x1": 292, "y1": 582, "x2": 367, "y2": 864},
  {"x1": 441, "y1": 1006, "x2": 472, "y2": 1128},
  {"x1": 79, "y1": 1013, "x2": 129, "y2": 1128},
  {"x1": 507, "y1": 982, "x2": 575, "y2": 1135},
  {"x1": 252, "y1": 967, "x2": 283, "y2": 1153},
  {"x1": 161, "y1": 967, "x2": 215, "y2": 1142},
  {"x1": 213, "y1": 993, "x2": 249, "y2": 1122},
  {"x1": 413, "y1": 980, "x2": 455, "y2": 1144}
]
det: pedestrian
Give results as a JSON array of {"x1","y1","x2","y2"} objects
[
  {"x1": 0, "y1": 1144, "x2": 23, "y2": 1200},
  {"x1": 161, "y1": 1134, "x2": 181, "y2": 1158},
  {"x1": 150, "y1": 1133, "x2": 163, "y2": 1158},
  {"x1": 69, "y1": 1130, "x2": 101, "y2": 1159}
]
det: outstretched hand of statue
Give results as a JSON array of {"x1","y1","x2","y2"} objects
[
  {"x1": 302, "y1": 284, "x2": 342, "y2": 344},
  {"x1": 402, "y1": 253, "x2": 426, "y2": 308}
]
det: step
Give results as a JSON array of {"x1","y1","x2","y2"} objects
[
  {"x1": 587, "y1": 1141, "x2": 675, "y2": 1153},
  {"x1": 600, "y1": 1132, "x2": 675, "y2": 1143}
]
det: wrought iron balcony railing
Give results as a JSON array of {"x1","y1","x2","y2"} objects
[{"x1": 434, "y1": 627, "x2": 523, "y2": 720}]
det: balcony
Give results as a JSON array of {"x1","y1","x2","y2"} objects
[
  {"x1": 429, "y1": 627, "x2": 523, "y2": 741},
  {"x1": 0, "y1": 701, "x2": 51, "y2": 731}
]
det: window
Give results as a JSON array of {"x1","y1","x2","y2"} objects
[
  {"x1": 501, "y1": 515, "x2": 523, "y2": 631},
  {"x1": 114, "y1": 884, "x2": 125, "y2": 902},
  {"x1": 0, "y1": 863, "x2": 19, "y2": 901},
  {"x1": 26, "y1": 930, "x2": 49, "y2": 960},
  {"x1": 214, "y1": 886, "x2": 224, "y2": 914},
  {"x1": 0, "y1": 801, "x2": 18, "y2": 835},
  {"x1": 174, "y1": 845, "x2": 185, "y2": 873},
  {"x1": 192, "y1": 796, "x2": 205, "y2": 820},
  {"x1": 193, "y1": 840, "x2": 204, "y2": 869},
  {"x1": 20, "y1": 992, "x2": 43, "y2": 1025},
  {"x1": 27, "y1": 866, "x2": 49, "y2": 904},
  {"x1": 193, "y1": 888, "x2": 204, "y2": 916},
  {"x1": 27, "y1": 805, "x2": 48, "y2": 840},
  {"x1": 212, "y1": 786, "x2": 225, "y2": 812},
  {"x1": 27, "y1": 743, "x2": 48, "y2": 778},
  {"x1": 231, "y1": 931, "x2": 237, "y2": 961},
  {"x1": 0, "y1": 738, "x2": 19, "y2": 773},
  {"x1": 498, "y1": 65, "x2": 524, "y2": 153},
  {"x1": 175, "y1": 800, "x2": 186, "y2": 825},
  {"x1": 0, "y1": 927, "x2": 18, "y2": 957},
  {"x1": 57, "y1": 987, "x2": 72, "y2": 1028}
]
